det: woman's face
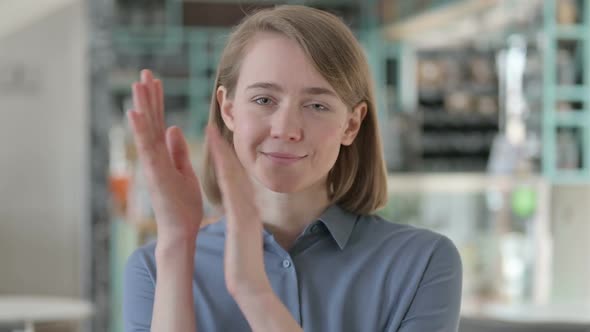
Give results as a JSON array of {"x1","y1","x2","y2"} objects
[{"x1": 217, "y1": 32, "x2": 365, "y2": 194}]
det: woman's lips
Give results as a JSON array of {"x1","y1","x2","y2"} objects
[{"x1": 262, "y1": 152, "x2": 306, "y2": 165}]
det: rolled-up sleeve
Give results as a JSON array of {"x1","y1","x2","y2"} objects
[
  {"x1": 395, "y1": 235, "x2": 463, "y2": 332},
  {"x1": 123, "y1": 249, "x2": 156, "y2": 332}
]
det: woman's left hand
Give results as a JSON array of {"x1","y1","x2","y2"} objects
[
  {"x1": 206, "y1": 124, "x2": 304, "y2": 332},
  {"x1": 206, "y1": 124, "x2": 271, "y2": 298}
]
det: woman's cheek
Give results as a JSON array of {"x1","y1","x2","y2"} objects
[
  {"x1": 234, "y1": 109, "x2": 264, "y2": 136},
  {"x1": 311, "y1": 120, "x2": 344, "y2": 144}
]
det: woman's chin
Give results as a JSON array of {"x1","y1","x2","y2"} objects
[
  {"x1": 263, "y1": 181, "x2": 300, "y2": 193},
  {"x1": 258, "y1": 176, "x2": 303, "y2": 193}
]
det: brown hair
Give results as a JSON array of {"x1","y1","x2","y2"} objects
[{"x1": 202, "y1": 5, "x2": 388, "y2": 215}]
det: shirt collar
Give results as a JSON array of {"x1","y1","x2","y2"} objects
[
  {"x1": 208, "y1": 204, "x2": 359, "y2": 250},
  {"x1": 317, "y1": 204, "x2": 359, "y2": 250}
]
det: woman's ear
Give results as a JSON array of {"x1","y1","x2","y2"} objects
[
  {"x1": 342, "y1": 101, "x2": 367, "y2": 146},
  {"x1": 217, "y1": 86, "x2": 235, "y2": 131}
]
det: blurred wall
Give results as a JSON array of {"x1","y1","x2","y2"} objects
[
  {"x1": 0, "y1": 1, "x2": 87, "y2": 298},
  {"x1": 551, "y1": 185, "x2": 590, "y2": 303},
  {"x1": 0, "y1": 0, "x2": 77, "y2": 40}
]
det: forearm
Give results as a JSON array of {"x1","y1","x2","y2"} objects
[
  {"x1": 152, "y1": 238, "x2": 197, "y2": 332},
  {"x1": 234, "y1": 290, "x2": 303, "y2": 332}
]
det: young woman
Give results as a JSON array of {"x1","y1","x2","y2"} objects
[{"x1": 123, "y1": 5, "x2": 462, "y2": 332}]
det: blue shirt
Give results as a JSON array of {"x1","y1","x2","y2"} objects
[{"x1": 124, "y1": 204, "x2": 462, "y2": 331}]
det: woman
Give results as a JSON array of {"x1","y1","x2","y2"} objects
[{"x1": 124, "y1": 5, "x2": 462, "y2": 332}]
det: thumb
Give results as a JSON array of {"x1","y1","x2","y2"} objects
[{"x1": 165, "y1": 126, "x2": 194, "y2": 176}]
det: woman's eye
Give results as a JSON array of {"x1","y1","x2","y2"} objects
[
  {"x1": 254, "y1": 97, "x2": 272, "y2": 105},
  {"x1": 309, "y1": 103, "x2": 328, "y2": 111}
]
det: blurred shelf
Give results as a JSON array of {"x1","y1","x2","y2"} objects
[
  {"x1": 387, "y1": 173, "x2": 544, "y2": 194},
  {"x1": 555, "y1": 25, "x2": 587, "y2": 40},
  {"x1": 111, "y1": 79, "x2": 192, "y2": 96},
  {"x1": 555, "y1": 111, "x2": 589, "y2": 127},
  {"x1": 556, "y1": 86, "x2": 589, "y2": 102},
  {"x1": 420, "y1": 110, "x2": 499, "y2": 127},
  {"x1": 543, "y1": 0, "x2": 590, "y2": 183},
  {"x1": 545, "y1": 170, "x2": 590, "y2": 185},
  {"x1": 110, "y1": 71, "x2": 212, "y2": 96},
  {"x1": 383, "y1": 0, "x2": 496, "y2": 41},
  {"x1": 419, "y1": 84, "x2": 497, "y2": 96}
]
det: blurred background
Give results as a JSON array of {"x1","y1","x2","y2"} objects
[{"x1": 1, "y1": 0, "x2": 590, "y2": 331}]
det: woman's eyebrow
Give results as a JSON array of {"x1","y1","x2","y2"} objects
[
  {"x1": 246, "y1": 82, "x2": 283, "y2": 92},
  {"x1": 302, "y1": 87, "x2": 337, "y2": 98},
  {"x1": 246, "y1": 82, "x2": 337, "y2": 98}
]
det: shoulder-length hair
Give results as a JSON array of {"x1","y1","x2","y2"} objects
[{"x1": 202, "y1": 5, "x2": 388, "y2": 215}]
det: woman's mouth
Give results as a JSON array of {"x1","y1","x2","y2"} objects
[{"x1": 262, "y1": 152, "x2": 306, "y2": 165}]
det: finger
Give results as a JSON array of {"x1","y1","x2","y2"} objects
[
  {"x1": 128, "y1": 109, "x2": 172, "y2": 183},
  {"x1": 166, "y1": 126, "x2": 191, "y2": 174},
  {"x1": 141, "y1": 69, "x2": 157, "y2": 110},
  {"x1": 132, "y1": 83, "x2": 153, "y2": 139},
  {"x1": 140, "y1": 70, "x2": 159, "y2": 133},
  {"x1": 206, "y1": 125, "x2": 258, "y2": 223},
  {"x1": 132, "y1": 82, "x2": 146, "y2": 114},
  {"x1": 166, "y1": 126, "x2": 201, "y2": 192},
  {"x1": 133, "y1": 83, "x2": 164, "y2": 144},
  {"x1": 206, "y1": 125, "x2": 238, "y2": 189},
  {"x1": 127, "y1": 109, "x2": 151, "y2": 158},
  {"x1": 154, "y1": 79, "x2": 165, "y2": 134}
]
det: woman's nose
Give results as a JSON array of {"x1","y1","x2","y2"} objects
[{"x1": 270, "y1": 106, "x2": 303, "y2": 142}]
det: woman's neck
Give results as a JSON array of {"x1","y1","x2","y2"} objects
[{"x1": 253, "y1": 180, "x2": 331, "y2": 251}]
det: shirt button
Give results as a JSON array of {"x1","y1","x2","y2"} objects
[
  {"x1": 282, "y1": 260, "x2": 292, "y2": 268},
  {"x1": 311, "y1": 224, "x2": 320, "y2": 234}
]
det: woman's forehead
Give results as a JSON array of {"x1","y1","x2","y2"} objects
[{"x1": 237, "y1": 36, "x2": 334, "y2": 93}]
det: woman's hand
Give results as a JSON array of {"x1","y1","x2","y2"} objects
[
  {"x1": 207, "y1": 125, "x2": 303, "y2": 331},
  {"x1": 206, "y1": 124, "x2": 271, "y2": 297},
  {"x1": 127, "y1": 69, "x2": 203, "y2": 243}
]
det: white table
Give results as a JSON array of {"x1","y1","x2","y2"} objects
[
  {"x1": 461, "y1": 299, "x2": 590, "y2": 325},
  {"x1": 0, "y1": 296, "x2": 93, "y2": 332}
]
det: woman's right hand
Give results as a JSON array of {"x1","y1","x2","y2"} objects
[{"x1": 127, "y1": 69, "x2": 203, "y2": 243}]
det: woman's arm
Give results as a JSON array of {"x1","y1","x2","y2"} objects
[
  {"x1": 206, "y1": 125, "x2": 303, "y2": 332},
  {"x1": 123, "y1": 238, "x2": 198, "y2": 332},
  {"x1": 126, "y1": 68, "x2": 303, "y2": 331},
  {"x1": 152, "y1": 238, "x2": 197, "y2": 331},
  {"x1": 127, "y1": 69, "x2": 204, "y2": 331},
  {"x1": 233, "y1": 290, "x2": 304, "y2": 332}
]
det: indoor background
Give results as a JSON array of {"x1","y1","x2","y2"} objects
[{"x1": 1, "y1": 0, "x2": 590, "y2": 331}]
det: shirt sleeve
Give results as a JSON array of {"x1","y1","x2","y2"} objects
[
  {"x1": 123, "y1": 249, "x2": 156, "y2": 332},
  {"x1": 395, "y1": 235, "x2": 463, "y2": 332}
]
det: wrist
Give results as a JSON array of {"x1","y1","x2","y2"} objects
[
  {"x1": 232, "y1": 285, "x2": 274, "y2": 307},
  {"x1": 233, "y1": 289, "x2": 303, "y2": 331},
  {"x1": 155, "y1": 235, "x2": 196, "y2": 261}
]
